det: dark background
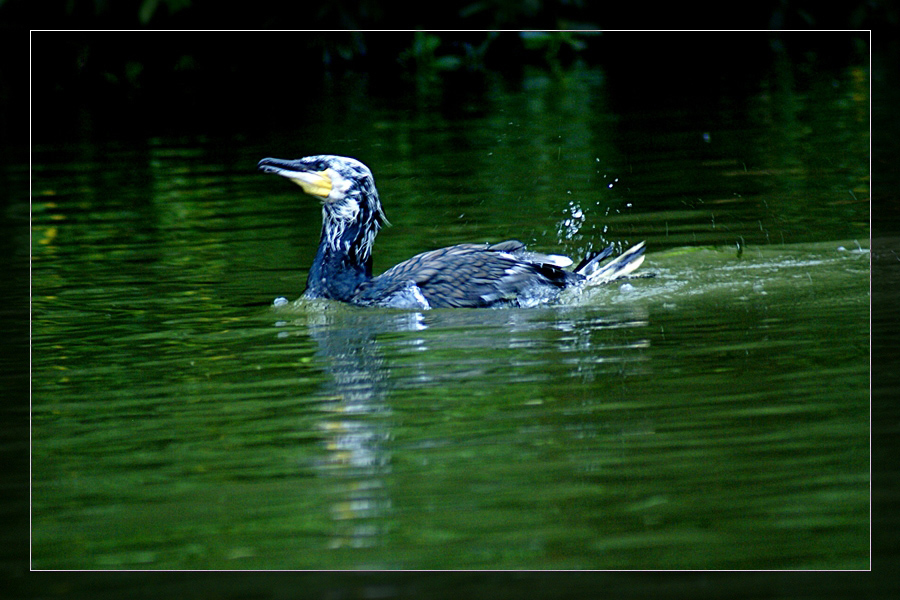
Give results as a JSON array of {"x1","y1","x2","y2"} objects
[
  {"x1": 4, "y1": 2, "x2": 899, "y2": 598},
  {"x1": 0, "y1": 0, "x2": 896, "y2": 30}
]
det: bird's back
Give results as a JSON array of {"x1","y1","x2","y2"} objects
[{"x1": 353, "y1": 241, "x2": 575, "y2": 308}]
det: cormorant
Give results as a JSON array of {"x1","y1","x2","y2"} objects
[{"x1": 259, "y1": 155, "x2": 646, "y2": 309}]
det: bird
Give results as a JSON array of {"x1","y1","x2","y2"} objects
[{"x1": 259, "y1": 155, "x2": 646, "y2": 309}]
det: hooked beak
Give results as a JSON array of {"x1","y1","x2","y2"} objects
[{"x1": 258, "y1": 158, "x2": 334, "y2": 198}]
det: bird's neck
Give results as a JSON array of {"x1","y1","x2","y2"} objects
[{"x1": 304, "y1": 219, "x2": 375, "y2": 301}]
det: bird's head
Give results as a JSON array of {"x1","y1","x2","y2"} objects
[{"x1": 259, "y1": 155, "x2": 388, "y2": 263}]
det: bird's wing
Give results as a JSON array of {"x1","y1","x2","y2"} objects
[{"x1": 357, "y1": 242, "x2": 571, "y2": 308}]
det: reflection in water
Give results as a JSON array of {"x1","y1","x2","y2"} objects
[
  {"x1": 275, "y1": 298, "x2": 652, "y2": 557},
  {"x1": 276, "y1": 306, "x2": 425, "y2": 552}
]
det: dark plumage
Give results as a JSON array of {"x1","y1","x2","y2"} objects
[{"x1": 259, "y1": 155, "x2": 645, "y2": 309}]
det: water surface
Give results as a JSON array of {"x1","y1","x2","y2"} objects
[{"x1": 30, "y1": 52, "x2": 869, "y2": 570}]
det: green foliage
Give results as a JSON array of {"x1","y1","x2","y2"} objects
[
  {"x1": 139, "y1": 0, "x2": 192, "y2": 24},
  {"x1": 519, "y1": 30, "x2": 597, "y2": 73},
  {"x1": 399, "y1": 32, "x2": 495, "y2": 76},
  {"x1": 397, "y1": 30, "x2": 597, "y2": 81}
]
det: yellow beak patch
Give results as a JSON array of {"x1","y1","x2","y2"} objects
[{"x1": 286, "y1": 169, "x2": 334, "y2": 198}]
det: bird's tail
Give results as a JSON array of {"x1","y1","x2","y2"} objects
[{"x1": 576, "y1": 241, "x2": 646, "y2": 286}]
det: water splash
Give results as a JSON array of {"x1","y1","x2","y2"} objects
[{"x1": 556, "y1": 199, "x2": 586, "y2": 243}]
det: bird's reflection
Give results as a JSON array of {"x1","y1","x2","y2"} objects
[
  {"x1": 275, "y1": 301, "x2": 426, "y2": 551},
  {"x1": 274, "y1": 298, "x2": 650, "y2": 554}
]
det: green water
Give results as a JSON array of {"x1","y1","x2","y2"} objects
[{"x1": 30, "y1": 54, "x2": 869, "y2": 570}]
